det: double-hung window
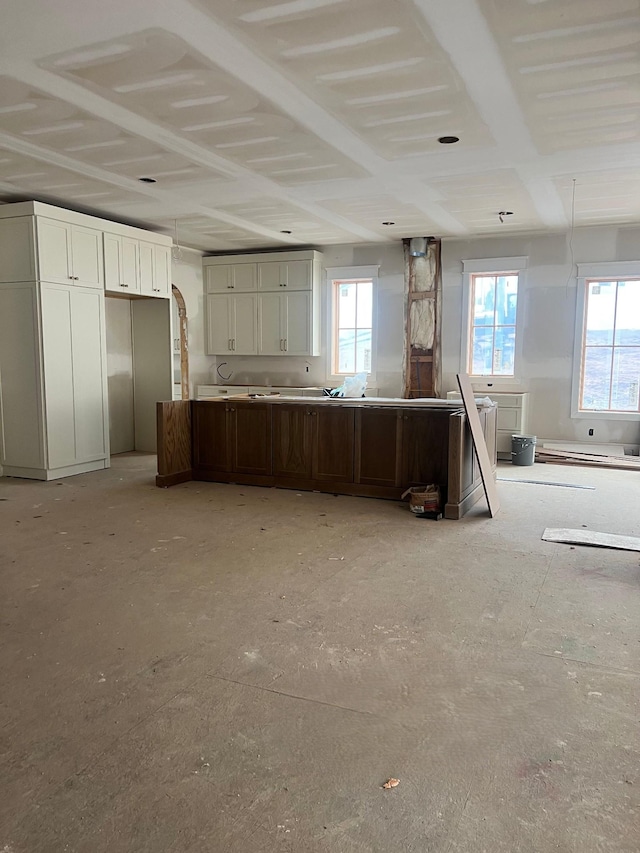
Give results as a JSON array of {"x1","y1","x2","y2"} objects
[
  {"x1": 327, "y1": 265, "x2": 377, "y2": 380},
  {"x1": 461, "y1": 257, "x2": 526, "y2": 381},
  {"x1": 573, "y1": 262, "x2": 640, "y2": 417}
]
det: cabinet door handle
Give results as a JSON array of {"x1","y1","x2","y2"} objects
[
  {"x1": 228, "y1": 339, "x2": 232, "y2": 351},
  {"x1": 284, "y1": 339, "x2": 287, "y2": 351},
  {"x1": 232, "y1": 338, "x2": 236, "y2": 351},
  {"x1": 229, "y1": 407, "x2": 235, "y2": 412}
]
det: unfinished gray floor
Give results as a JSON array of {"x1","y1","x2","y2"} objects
[{"x1": 1, "y1": 455, "x2": 639, "y2": 852}]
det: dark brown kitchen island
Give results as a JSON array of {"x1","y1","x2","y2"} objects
[{"x1": 155, "y1": 396, "x2": 497, "y2": 519}]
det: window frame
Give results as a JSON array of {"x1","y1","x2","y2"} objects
[
  {"x1": 461, "y1": 256, "x2": 527, "y2": 388},
  {"x1": 326, "y1": 265, "x2": 378, "y2": 384},
  {"x1": 571, "y1": 261, "x2": 640, "y2": 421}
]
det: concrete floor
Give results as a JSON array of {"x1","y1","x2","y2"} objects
[{"x1": 1, "y1": 454, "x2": 639, "y2": 852}]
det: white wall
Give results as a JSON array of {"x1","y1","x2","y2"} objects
[
  {"x1": 105, "y1": 297, "x2": 134, "y2": 454},
  {"x1": 442, "y1": 225, "x2": 640, "y2": 445}
]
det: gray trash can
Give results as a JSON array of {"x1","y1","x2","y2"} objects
[{"x1": 511, "y1": 434, "x2": 537, "y2": 466}]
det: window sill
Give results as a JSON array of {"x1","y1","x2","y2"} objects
[{"x1": 571, "y1": 409, "x2": 640, "y2": 421}]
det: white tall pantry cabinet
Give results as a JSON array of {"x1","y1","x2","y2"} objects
[{"x1": 0, "y1": 201, "x2": 173, "y2": 480}]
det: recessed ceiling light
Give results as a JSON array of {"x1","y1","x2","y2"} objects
[
  {"x1": 438, "y1": 135, "x2": 460, "y2": 144},
  {"x1": 138, "y1": 177, "x2": 157, "y2": 183},
  {"x1": 382, "y1": 221, "x2": 395, "y2": 226}
]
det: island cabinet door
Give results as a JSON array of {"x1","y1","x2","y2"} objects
[
  {"x1": 272, "y1": 405, "x2": 313, "y2": 478},
  {"x1": 192, "y1": 402, "x2": 231, "y2": 472},
  {"x1": 229, "y1": 402, "x2": 272, "y2": 475},
  {"x1": 311, "y1": 407, "x2": 355, "y2": 482},
  {"x1": 354, "y1": 408, "x2": 402, "y2": 487},
  {"x1": 400, "y1": 410, "x2": 450, "y2": 491}
]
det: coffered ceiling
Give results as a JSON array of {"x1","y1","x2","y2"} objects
[{"x1": 0, "y1": 0, "x2": 639, "y2": 250}]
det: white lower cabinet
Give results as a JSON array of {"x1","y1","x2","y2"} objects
[
  {"x1": 0, "y1": 281, "x2": 108, "y2": 479},
  {"x1": 206, "y1": 293, "x2": 258, "y2": 355},
  {"x1": 258, "y1": 291, "x2": 312, "y2": 355}
]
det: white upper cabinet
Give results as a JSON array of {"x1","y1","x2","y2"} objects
[
  {"x1": 152, "y1": 245, "x2": 171, "y2": 297},
  {"x1": 203, "y1": 250, "x2": 321, "y2": 357},
  {"x1": 106, "y1": 237, "x2": 170, "y2": 298},
  {"x1": 257, "y1": 293, "x2": 282, "y2": 354},
  {"x1": 71, "y1": 225, "x2": 104, "y2": 288},
  {"x1": 104, "y1": 233, "x2": 140, "y2": 294},
  {"x1": 37, "y1": 218, "x2": 71, "y2": 283},
  {"x1": 206, "y1": 263, "x2": 257, "y2": 293},
  {"x1": 283, "y1": 291, "x2": 312, "y2": 354},
  {"x1": 139, "y1": 241, "x2": 154, "y2": 295},
  {"x1": 206, "y1": 293, "x2": 258, "y2": 355},
  {"x1": 257, "y1": 291, "x2": 312, "y2": 355},
  {"x1": 257, "y1": 259, "x2": 312, "y2": 291},
  {"x1": 37, "y1": 218, "x2": 103, "y2": 288}
]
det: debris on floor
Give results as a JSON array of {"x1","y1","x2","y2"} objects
[
  {"x1": 382, "y1": 778, "x2": 400, "y2": 789},
  {"x1": 542, "y1": 527, "x2": 640, "y2": 553}
]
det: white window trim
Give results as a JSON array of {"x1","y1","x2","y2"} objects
[
  {"x1": 326, "y1": 265, "x2": 379, "y2": 385},
  {"x1": 460, "y1": 256, "x2": 527, "y2": 388},
  {"x1": 571, "y1": 260, "x2": 640, "y2": 421}
]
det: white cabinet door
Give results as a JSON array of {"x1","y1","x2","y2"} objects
[
  {"x1": 41, "y1": 285, "x2": 76, "y2": 467},
  {"x1": 71, "y1": 225, "x2": 103, "y2": 288},
  {"x1": 283, "y1": 291, "x2": 312, "y2": 354},
  {"x1": 152, "y1": 245, "x2": 171, "y2": 297},
  {"x1": 284, "y1": 260, "x2": 312, "y2": 290},
  {"x1": 258, "y1": 293, "x2": 283, "y2": 354},
  {"x1": 257, "y1": 262, "x2": 283, "y2": 291},
  {"x1": 206, "y1": 294, "x2": 234, "y2": 354},
  {"x1": 206, "y1": 264, "x2": 231, "y2": 293},
  {"x1": 121, "y1": 237, "x2": 139, "y2": 292},
  {"x1": 103, "y1": 234, "x2": 121, "y2": 292},
  {"x1": 258, "y1": 260, "x2": 311, "y2": 291},
  {"x1": 40, "y1": 283, "x2": 107, "y2": 468},
  {"x1": 69, "y1": 288, "x2": 107, "y2": 460},
  {"x1": 104, "y1": 234, "x2": 139, "y2": 294},
  {"x1": 37, "y1": 218, "x2": 72, "y2": 283},
  {"x1": 232, "y1": 293, "x2": 258, "y2": 354},
  {"x1": 139, "y1": 241, "x2": 154, "y2": 295},
  {"x1": 206, "y1": 263, "x2": 257, "y2": 292},
  {"x1": 231, "y1": 264, "x2": 257, "y2": 291}
]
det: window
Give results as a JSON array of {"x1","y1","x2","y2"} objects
[
  {"x1": 461, "y1": 257, "x2": 526, "y2": 382},
  {"x1": 469, "y1": 272, "x2": 518, "y2": 376},
  {"x1": 328, "y1": 268, "x2": 377, "y2": 376},
  {"x1": 579, "y1": 278, "x2": 640, "y2": 413}
]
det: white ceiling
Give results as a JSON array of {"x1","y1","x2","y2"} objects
[{"x1": 0, "y1": 0, "x2": 639, "y2": 251}]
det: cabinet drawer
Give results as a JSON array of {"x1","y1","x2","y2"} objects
[{"x1": 497, "y1": 407, "x2": 521, "y2": 431}]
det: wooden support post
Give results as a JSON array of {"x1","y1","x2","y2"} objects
[{"x1": 403, "y1": 237, "x2": 442, "y2": 398}]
